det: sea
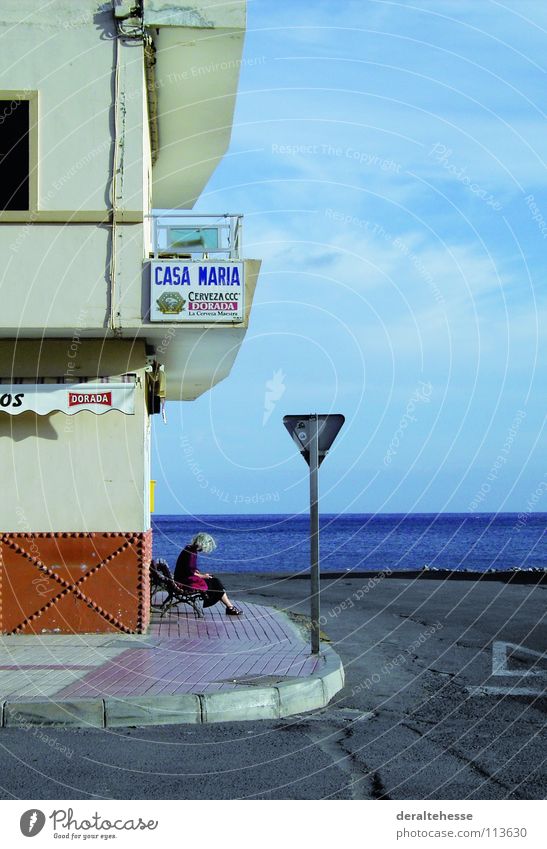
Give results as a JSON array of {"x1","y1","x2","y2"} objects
[{"x1": 152, "y1": 513, "x2": 546, "y2": 574}]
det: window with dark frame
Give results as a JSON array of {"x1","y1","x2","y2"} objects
[{"x1": 0, "y1": 99, "x2": 30, "y2": 211}]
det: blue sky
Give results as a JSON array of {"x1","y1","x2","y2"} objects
[{"x1": 152, "y1": 0, "x2": 546, "y2": 516}]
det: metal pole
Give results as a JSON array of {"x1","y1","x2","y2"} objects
[{"x1": 309, "y1": 414, "x2": 320, "y2": 654}]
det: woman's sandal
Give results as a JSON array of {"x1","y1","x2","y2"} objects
[{"x1": 226, "y1": 606, "x2": 243, "y2": 616}]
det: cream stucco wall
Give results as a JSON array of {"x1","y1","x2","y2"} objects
[
  {"x1": 150, "y1": 26, "x2": 245, "y2": 209},
  {"x1": 0, "y1": 224, "x2": 144, "y2": 332},
  {"x1": 0, "y1": 375, "x2": 150, "y2": 532},
  {"x1": 0, "y1": 340, "x2": 150, "y2": 532},
  {"x1": 0, "y1": 0, "x2": 150, "y2": 338},
  {"x1": 0, "y1": 0, "x2": 147, "y2": 216},
  {"x1": 0, "y1": 1, "x2": 258, "y2": 533}
]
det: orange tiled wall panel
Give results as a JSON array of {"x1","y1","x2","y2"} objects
[{"x1": 0, "y1": 531, "x2": 151, "y2": 635}]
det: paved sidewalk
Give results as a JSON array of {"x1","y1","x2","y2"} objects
[{"x1": 0, "y1": 602, "x2": 344, "y2": 727}]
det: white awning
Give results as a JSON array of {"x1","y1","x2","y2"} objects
[{"x1": 0, "y1": 380, "x2": 136, "y2": 416}]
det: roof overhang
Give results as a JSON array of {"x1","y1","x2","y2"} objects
[
  {"x1": 149, "y1": 257, "x2": 260, "y2": 399},
  {"x1": 145, "y1": 1, "x2": 246, "y2": 209}
]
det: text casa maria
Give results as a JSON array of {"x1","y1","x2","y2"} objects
[{"x1": 154, "y1": 265, "x2": 241, "y2": 286}]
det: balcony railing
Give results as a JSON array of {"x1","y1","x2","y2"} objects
[{"x1": 149, "y1": 213, "x2": 243, "y2": 260}]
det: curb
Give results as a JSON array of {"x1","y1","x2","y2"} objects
[{"x1": 0, "y1": 645, "x2": 345, "y2": 728}]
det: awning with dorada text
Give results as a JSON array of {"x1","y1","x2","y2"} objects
[{"x1": 0, "y1": 377, "x2": 136, "y2": 416}]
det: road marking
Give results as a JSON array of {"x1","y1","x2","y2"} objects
[
  {"x1": 467, "y1": 685, "x2": 545, "y2": 697},
  {"x1": 492, "y1": 641, "x2": 547, "y2": 677},
  {"x1": 466, "y1": 642, "x2": 546, "y2": 697}
]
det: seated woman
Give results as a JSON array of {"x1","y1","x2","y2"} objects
[{"x1": 174, "y1": 532, "x2": 243, "y2": 616}]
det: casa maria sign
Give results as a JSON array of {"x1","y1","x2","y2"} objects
[{"x1": 149, "y1": 261, "x2": 245, "y2": 322}]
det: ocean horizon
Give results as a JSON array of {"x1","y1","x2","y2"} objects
[{"x1": 152, "y1": 512, "x2": 546, "y2": 574}]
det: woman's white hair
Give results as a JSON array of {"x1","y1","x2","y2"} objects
[{"x1": 191, "y1": 533, "x2": 217, "y2": 553}]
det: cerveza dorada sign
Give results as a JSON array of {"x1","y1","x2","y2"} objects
[
  {"x1": 149, "y1": 261, "x2": 245, "y2": 322},
  {"x1": 0, "y1": 384, "x2": 135, "y2": 416}
]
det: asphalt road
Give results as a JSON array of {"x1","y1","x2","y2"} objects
[{"x1": 0, "y1": 574, "x2": 545, "y2": 800}]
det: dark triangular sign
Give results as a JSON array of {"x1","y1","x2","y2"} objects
[{"x1": 283, "y1": 414, "x2": 345, "y2": 467}]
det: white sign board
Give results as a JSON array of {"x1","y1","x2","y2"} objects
[
  {"x1": 149, "y1": 261, "x2": 245, "y2": 322},
  {"x1": 0, "y1": 384, "x2": 135, "y2": 416}
]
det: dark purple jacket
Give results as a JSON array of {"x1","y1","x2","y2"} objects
[{"x1": 174, "y1": 545, "x2": 208, "y2": 591}]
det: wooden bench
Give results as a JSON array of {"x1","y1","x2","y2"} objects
[{"x1": 150, "y1": 559, "x2": 204, "y2": 618}]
